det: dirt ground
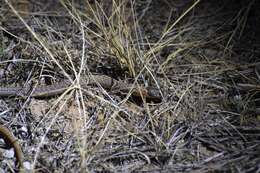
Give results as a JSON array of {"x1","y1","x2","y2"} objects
[{"x1": 0, "y1": 0, "x2": 259, "y2": 172}]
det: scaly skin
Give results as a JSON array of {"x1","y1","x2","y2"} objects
[
  {"x1": 0, "y1": 125, "x2": 24, "y2": 172},
  {"x1": 0, "y1": 74, "x2": 162, "y2": 101}
]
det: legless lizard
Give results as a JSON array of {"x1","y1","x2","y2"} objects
[{"x1": 0, "y1": 125, "x2": 24, "y2": 172}]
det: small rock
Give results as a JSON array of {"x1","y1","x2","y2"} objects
[
  {"x1": 23, "y1": 161, "x2": 32, "y2": 170},
  {"x1": 0, "y1": 167, "x2": 5, "y2": 173},
  {"x1": 3, "y1": 149, "x2": 14, "y2": 159}
]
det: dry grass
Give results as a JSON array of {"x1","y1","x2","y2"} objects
[{"x1": 0, "y1": 0, "x2": 259, "y2": 172}]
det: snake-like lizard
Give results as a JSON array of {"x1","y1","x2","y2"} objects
[
  {"x1": 0, "y1": 74, "x2": 162, "y2": 100},
  {"x1": 0, "y1": 74, "x2": 162, "y2": 171},
  {"x1": 0, "y1": 125, "x2": 24, "y2": 172}
]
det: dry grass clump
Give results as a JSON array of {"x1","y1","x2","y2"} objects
[{"x1": 0, "y1": 0, "x2": 259, "y2": 172}]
